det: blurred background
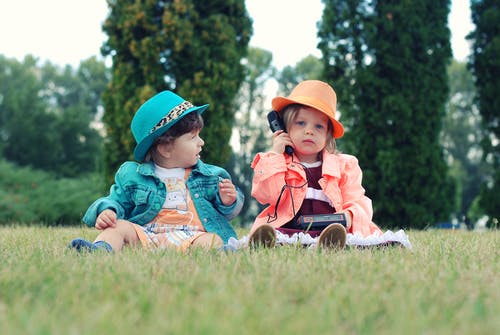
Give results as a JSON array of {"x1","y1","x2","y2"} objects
[{"x1": 0, "y1": 0, "x2": 497, "y2": 230}]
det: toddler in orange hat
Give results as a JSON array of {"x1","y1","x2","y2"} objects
[{"x1": 248, "y1": 80, "x2": 383, "y2": 249}]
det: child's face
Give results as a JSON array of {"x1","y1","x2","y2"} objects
[
  {"x1": 288, "y1": 107, "x2": 329, "y2": 163},
  {"x1": 160, "y1": 129, "x2": 204, "y2": 168}
]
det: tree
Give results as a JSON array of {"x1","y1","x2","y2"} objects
[
  {"x1": 319, "y1": 0, "x2": 454, "y2": 229},
  {"x1": 278, "y1": 55, "x2": 324, "y2": 95},
  {"x1": 101, "y1": 0, "x2": 252, "y2": 184},
  {"x1": 467, "y1": 0, "x2": 500, "y2": 228},
  {"x1": 227, "y1": 47, "x2": 275, "y2": 225},
  {"x1": 228, "y1": 52, "x2": 323, "y2": 226},
  {"x1": 441, "y1": 60, "x2": 492, "y2": 228},
  {"x1": 0, "y1": 55, "x2": 54, "y2": 169},
  {"x1": 39, "y1": 57, "x2": 109, "y2": 176},
  {"x1": 0, "y1": 55, "x2": 107, "y2": 177},
  {"x1": 318, "y1": 0, "x2": 373, "y2": 144}
]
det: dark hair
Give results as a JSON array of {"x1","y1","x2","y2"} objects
[{"x1": 145, "y1": 112, "x2": 204, "y2": 161}]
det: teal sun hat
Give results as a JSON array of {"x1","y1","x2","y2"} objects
[{"x1": 131, "y1": 90, "x2": 208, "y2": 161}]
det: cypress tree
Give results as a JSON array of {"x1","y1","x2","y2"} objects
[
  {"x1": 467, "y1": 0, "x2": 500, "y2": 227},
  {"x1": 319, "y1": 0, "x2": 454, "y2": 229},
  {"x1": 101, "y1": 0, "x2": 251, "y2": 184}
]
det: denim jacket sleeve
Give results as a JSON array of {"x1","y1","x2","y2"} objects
[
  {"x1": 214, "y1": 184, "x2": 245, "y2": 220},
  {"x1": 200, "y1": 165, "x2": 244, "y2": 219},
  {"x1": 81, "y1": 162, "x2": 138, "y2": 226}
]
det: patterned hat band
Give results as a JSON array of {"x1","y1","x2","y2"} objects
[{"x1": 149, "y1": 100, "x2": 194, "y2": 134}]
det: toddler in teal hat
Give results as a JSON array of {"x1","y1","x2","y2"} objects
[{"x1": 70, "y1": 91, "x2": 244, "y2": 252}]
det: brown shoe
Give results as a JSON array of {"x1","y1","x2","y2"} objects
[
  {"x1": 249, "y1": 225, "x2": 276, "y2": 248},
  {"x1": 318, "y1": 223, "x2": 346, "y2": 249}
]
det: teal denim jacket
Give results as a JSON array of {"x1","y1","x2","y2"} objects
[{"x1": 82, "y1": 160, "x2": 243, "y2": 243}]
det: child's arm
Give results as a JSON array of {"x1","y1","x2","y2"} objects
[
  {"x1": 207, "y1": 166, "x2": 244, "y2": 220},
  {"x1": 250, "y1": 152, "x2": 289, "y2": 205},
  {"x1": 338, "y1": 155, "x2": 377, "y2": 233},
  {"x1": 82, "y1": 162, "x2": 136, "y2": 227}
]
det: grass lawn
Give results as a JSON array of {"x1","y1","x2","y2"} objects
[{"x1": 0, "y1": 226, "x2": 498, "y2": 335}]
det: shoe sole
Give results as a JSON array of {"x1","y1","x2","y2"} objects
[
  {"x1": 249, "y1": 225, "x2": 276, "y2": 248},
  {"x1": 318, "y1": 224, "x2": 346, "y2": 249}
]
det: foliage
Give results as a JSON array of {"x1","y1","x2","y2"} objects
[
  {"x1": 1, "y1": 55, "x2": 51, "y2": 166},
  {"x1": 319, "y1": 0, "x2": 454, "y2": 229},
  {"x1": 0, "y1": 55, "x2": 108, "y2": 177},
  {"x1": 228, "y1": 52, "x2": 325, "y2": 226},
  {"x1": 441, "y1": 60, "x2": 492, "y2": 228},
  {"x1": 467, "y1": 0, "x2": 500, "y2": 227},
  {"x1": 0, "y1": 159, "x2": 103, "y2": 225},
  {"x1": 278, "y1": 55, "x2": 324, "y2": 95},
  {"x1": 0, "y1": 227, "x2": 499, "y2": 334},
  {"x1": 101, "y1": 0, "x2": 252, "y2": 185},
  {"x1": 317, "y1": 0, "x2": 372, "y2": 131},
  {"x1": 226, "y1": 47, "x2": 275, "y2": 225}
]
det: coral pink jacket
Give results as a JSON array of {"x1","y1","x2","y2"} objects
[{"x1": 250, "y1": 151, "x2": 382, "y2": 237}]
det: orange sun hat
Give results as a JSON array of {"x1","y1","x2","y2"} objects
[{"x1": 271, "y1": 80, "x2": 344, "y2": 139}]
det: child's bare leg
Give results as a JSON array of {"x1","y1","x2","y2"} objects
[
  {"x1": 94, "y1": 219, "x2": 140, "y2": 251},
  {"x1": 191, "y1": 233, "x2": 223, "y2": 249}
]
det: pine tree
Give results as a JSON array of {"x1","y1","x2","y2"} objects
[
  {"x1": 319, "y1": 0, "x2": 454, "y2": 229},
  {"x1": 101, "y1": 0, "x2": 252, "y2": 184},
  {"x1": 467, "y1": 0, "x2": 500, "y2": 227}
]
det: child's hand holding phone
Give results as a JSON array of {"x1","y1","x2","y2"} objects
[{"x1": 267, "y1": 111, "x2": 294, "y2": 155}]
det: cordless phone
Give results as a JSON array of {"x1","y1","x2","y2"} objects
[{"x1": 267, "y1": 111, "x2": 294, "y2": 155}]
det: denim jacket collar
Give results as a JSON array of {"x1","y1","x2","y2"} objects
[{"x1": 137, "y1": 161, "x2": 156, "y2": 177}]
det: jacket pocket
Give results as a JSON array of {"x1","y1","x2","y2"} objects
[
  {"x1": 127, "y1": 185, "x2": 151, "y2": 208},
  {"x1": 191, "y1": 179, "x2": 219, "y2": 202}
]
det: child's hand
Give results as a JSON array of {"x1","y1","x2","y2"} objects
[
  {"x1": 95, "y1": 209, "x2": 117, "y2": 230},
  {"x1": 271, "y1": 130, "x2": 294, "y2": 154},
  {"x1": 338, "y1": 210, "x2": 352, "y2": 230},
  {"x1": 219, "y1": 179, "x2": 237, "y2": 206}
]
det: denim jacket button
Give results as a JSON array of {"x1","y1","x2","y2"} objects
[{"x1": 194, "y1": 193, "x2": 200, "y2": 198}]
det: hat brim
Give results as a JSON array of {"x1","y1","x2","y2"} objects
[
  {"x1": 133, "y1": 104, "x2": 208, "y2": 161},
  {"x1": 272, "y1": 96, "x2": 344, "y2": 139}
]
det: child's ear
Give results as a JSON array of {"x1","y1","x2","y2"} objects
[{"x1": 156, "y1": 143, "x2": 172, "y2": 158}]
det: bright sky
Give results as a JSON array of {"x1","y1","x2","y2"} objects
[{"x1": 0, "y1": 0, "x2": 473, "y2": 69}]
